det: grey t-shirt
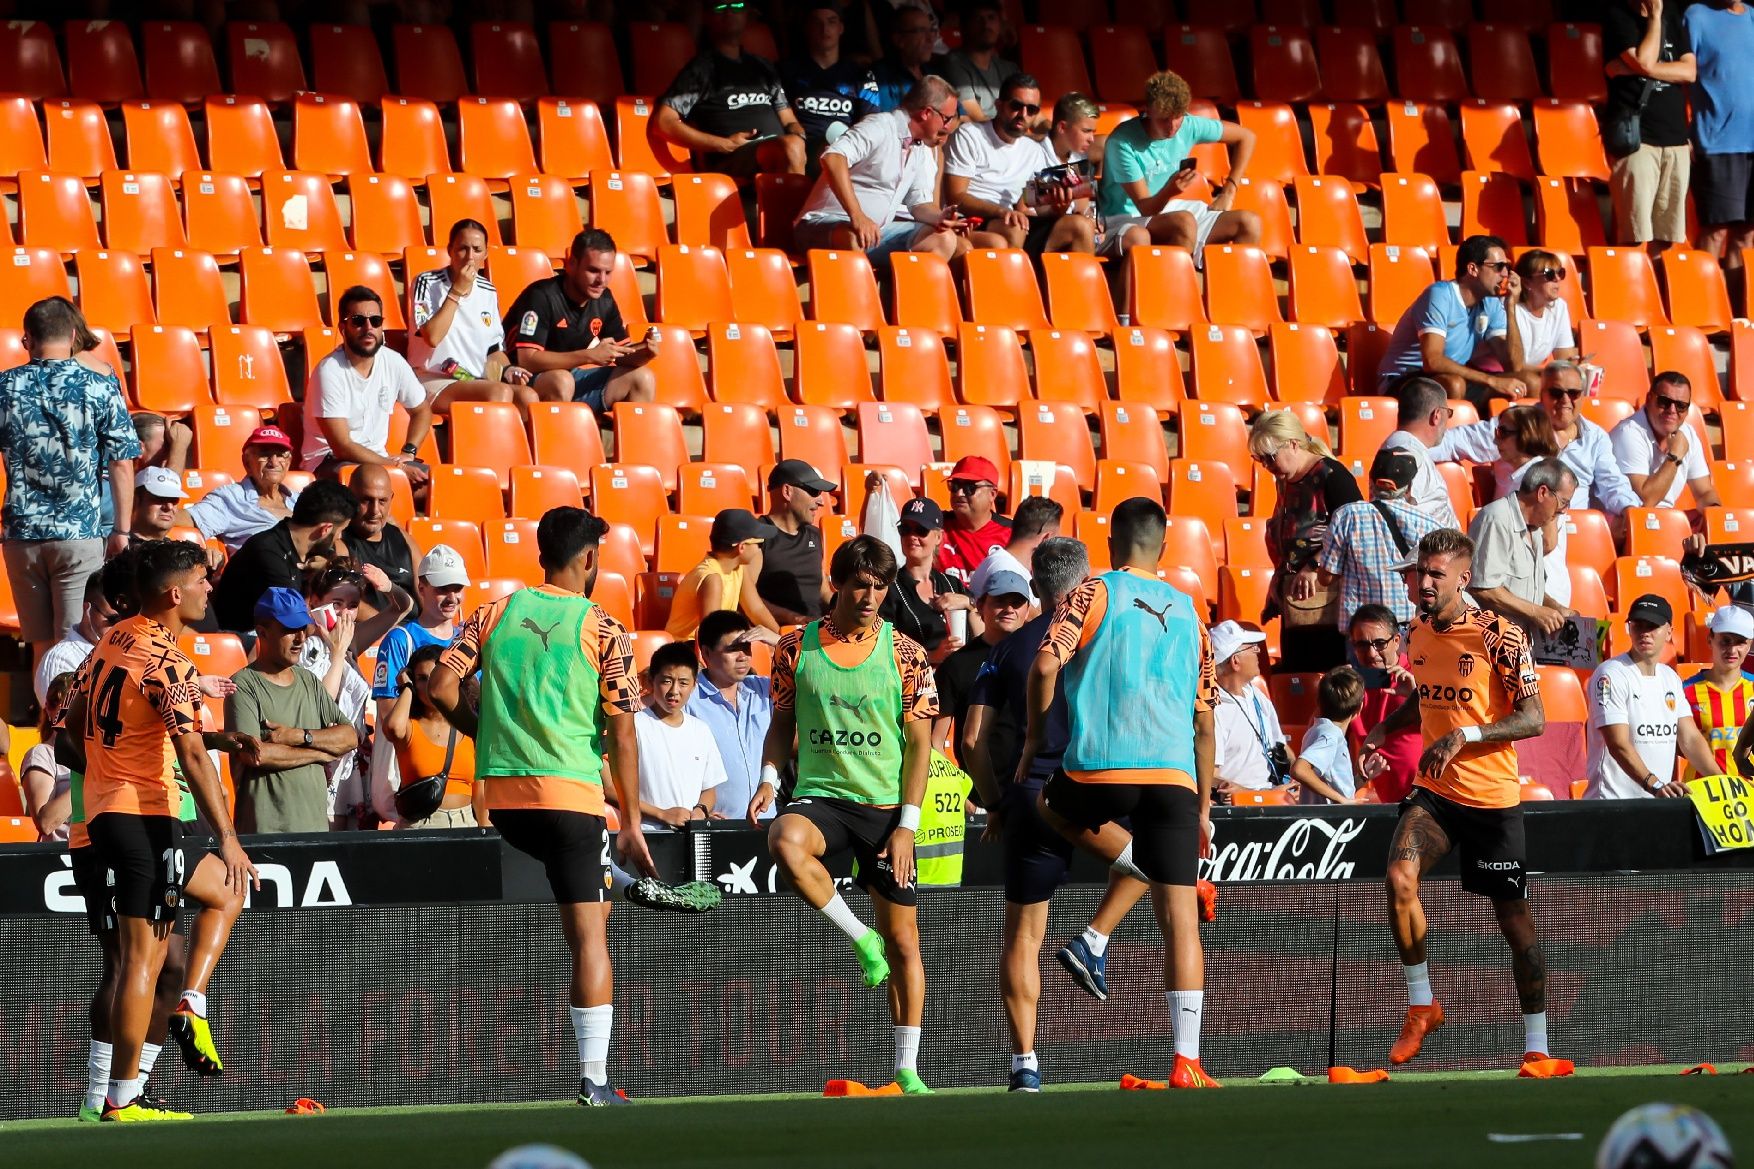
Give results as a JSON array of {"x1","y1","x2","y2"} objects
[
  {"x1": 227, "y1": 664, "x2": 348, "y2": 834},
  {"x1": 936, "y1": 51, "x2": 1018, "y2": 119}
]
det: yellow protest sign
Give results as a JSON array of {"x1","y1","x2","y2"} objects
[{"x1": 1686, "y1": 774, "x2": 1754, "y2": 855}]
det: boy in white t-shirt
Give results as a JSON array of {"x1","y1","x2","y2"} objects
[
  {"x1": 1292, "y1": 666, "x2": 1363, "y2": 805},
  {"x1": 632, "y1": 642, "x2": 730, "y2": 831},
  {"x1": 1584, "y1": 594, "x2": 1720, "y2": 799}
]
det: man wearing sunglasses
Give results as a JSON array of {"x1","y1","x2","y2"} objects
[
  {"x1": 301, "y1": 285, "x2": 433, "y2": 492},
  {"x1": 945, "y1": 76, "x2": 1093, "y2": 256},
  {"x1": 1610, "y1": 370, "x2": 1722, "y2": 510},
  {"x1": 1377, "y1": 235, "x2": 1525, "y2": 410},
  {"x1": 937, "y1": 455, "x2": 1011, "y2": 588},
  {"x1": 654, "y1": 0, "x2": 809, "y2": 178}
]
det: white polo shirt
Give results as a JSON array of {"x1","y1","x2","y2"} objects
[
  {"x1": 944, "y1": 119, "x2": 1043, "y2": 207},
  {"x1": 796, "y1": 109, "x2": 938, "y2": 228},
  {"x1": 408, "y1": 269, "x2": 505, "y2": 379},
  {"x1": 1608, "y1": 409, "x2": 1709, "y2": 508},
  {"x1": 1583, "y1": 653, "x2": 1687, "y2": 799}
]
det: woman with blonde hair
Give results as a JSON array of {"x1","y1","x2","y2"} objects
[
  {"x1": 1249, "y1": 409, "x2": 1363, "y2": 671},
  {"x1": 1508, "y1": 250, "x2": 1580, "y2": 392}
]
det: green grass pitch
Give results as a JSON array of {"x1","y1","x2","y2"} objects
[{"x1": 4, "y1": 1067, "x2": 1748, "y2": 1168}]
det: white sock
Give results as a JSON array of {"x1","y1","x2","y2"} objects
[
  {"x1": 107, "y1": 1076, "x2": 142, "y2": 1108},
  {"x1": 820, "y1": 893, "x2": 870, "y2": 943},
  {"x1": 1403, "y1": 961, "x2": 1433, "y2": 1008},
  {"x1": 571, "y1": 1004, "x2": 613, "y2": 1083},
  {"x1": 179, "y1": 990, "x2": 207, "y2": 1017},
  {"x1": 1080, "y1": 926, "x2": 1110, "y2": 957},
  {"x1": 608, "y1": 861, "x2": 636, "y2": 898},
  {"x1": 1169, "y1": 991, "x2": 1204, "y2": 1061},
  {"x1": 139, "y1": 1043, "x2": 162, "y2": 1077},
  {"x1": 1523, "y1": 1012, "x2": 1548, "y2": 1056},
  {"x1": 85, "y1": 1041, "x2": 111, "y2": 1111},
  {"x1": 894, "y1": 1025, "x2": 921, "y2": 1073},
  {"x1": 1011, "y1": 1051, "x2": 1038, "y2": 1073},
  {"x1": 1111, "y1": 842, "x2": 1148, "y2": 883}
]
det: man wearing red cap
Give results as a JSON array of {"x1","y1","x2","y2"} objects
[
  {"x1": 176, "y1": 426, "x2": 300, "y2": 554},
  {"x1": 937, "y1": 456, "x2": 1011, "y2": 587}
]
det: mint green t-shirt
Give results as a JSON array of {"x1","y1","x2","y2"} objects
[{"x1": 1096, "y1": 114, "x2": 1224, "y2": 218}]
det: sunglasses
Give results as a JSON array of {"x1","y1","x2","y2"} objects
[
  {"x1": 344, "y1": 314, "x2": 385, "y2": 329},
  {"x1": 1006, "y1": 100, "x2": 1041, "y2": 114},
  {"x1": 1652, "y1": 392, "x2": 1690, "y2": 413},
  {"x1": 1536, "y1": 266, "x2": 1567, "y2": 281},
  {"x1": 1546, "y1": 387, "x2": 1584, "y2": 401},
  {"x1": 948, "y1": 479, "x2": 992, "y2": 494},
  {"x1": 898, "y1": 522, "x2": 933, "y2": 537},
  {"x1": 1351, "y1": 636, "x2": 1396, "y2": 653},
  {"x1": 711, "y1": 1, "x2": 747, "y2": 9},
  {"x1": 1478, "y1": 260, "x2": 1511, "y2": 271}
]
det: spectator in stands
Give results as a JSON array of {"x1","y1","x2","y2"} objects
[
  {"x1": 757, "y1": 459, "x2": 835, "y2": 623},
  {"x1": 301, "y1": 560, "x2": 406, "y2": 829},
  {"x1": 131, "y1": 411, "x2": 191, "y2": 474},
  {"x1": 1685, "y1": 605, "x2": 1754, "y2": 778},
  {"x1": 633, "y1": 642, "x2": 729, "y2": 830},
  {"x1": 226, "y1": 587, "x2": 359, "y2": 835},
  {"x1": 409, "y1": 219, "x2": 535, "y2": 412},
  {"x1": 212, "y1": 479, "x2": 357, "y2": 634},
  {"x1": 1584, "y1": 593, "x2": 1719, "y2": 798},
  {"x1": 371, "y1": 544, "x2": 469, "y2": 720},
  {"x1": 1209, "y1": 619, "x2": 1290, "y2": 800},
  {"x1": 0, "y1": 297, "x2": 138, "y2": 663},
  {"x1": 1250, "y1": 410, "x2": 1363, "y2": 672},
  {"x1": 1685, "y1": 0, "x2": 1754, "y2": 283},
  {"x1": 1017, "y1": 92, "x2": 1102, "y2": 255},
  {"x1": 654, "y1": 0, "x2": 810, "y2": 177},
  {"x1": 869, "y1": 4, "x2": 938, "y2": 112},
  {"x1": 1611, "y1": 371, "x2": 1721, "y2": 510},
  {"x1": 1506, "y1": 251, "x2": 1580, "y2": 389},
  {"x1": 301, "y1": 286, "x2": 433, "y2": 491},
  {"x1": 1489, "y1": 405, "x2": 1572, "y2": 610},
  {"x1": 947, "y1": 74, "x2": 1056, "y2": 251},
  {"x1": 32, "y1": 570, "x2": 110, "y2": 705},
  {"x1": 1349, "y1": 604, "x2": 1420, "y2": 804},
  {"x1": 1378, "y1": 376, "x2": 1460, "y2": 528},
  {"x1": 792, "y1": 76, "x2": 972, "y2": 266},
  {"x1": 344, "y1": 464, "x2": 418, "y2": 603},
  {"x1": 1467, "y1": 457, "x2": 1576, "y2": 639},
  {"x1": 969, "y1": 495, "x2": 1061, "y2": 603},
  {"x1": 938, "y1": 0, "x2": 1018, "y2": 122},
  {"x1": 1290, "y1": 666, "x2": 1364, "y2": 805},
  {"x1": 1318, "y1": 448, "x2": 1443, "y2": 632},
  {"x1": 938, "y1": 455, "x2": 1012, "y2": 587},
  {"x1": 21, "y1": 671, "x2": 74, "y2": 840},
  {"x1": 666, "y1": 508, "x2": 784, "y2": 639},
  {"x1": 689, "y1": 609, "x2": 777, "y2": 820},
  {"x1": 780, "y1": 2, "x2": 880, "y2": 159},
  {"x1": 176, "y1": 425, "x2": 300, "y2": 553},
  {"x1": 1606, "y1": 0, "x2": 1695, "y2": 254},
  {"x1": 131, "y1": 467, "x2": 187, "y2": 542},
  {"x1": 932, "y1": 568, "x2": 1030, "y2": 752},
  {"x1": 1097, "y1": 71, "x2": 1258, "y2": 276},
  {"x1": 882, "y1": 496, "x2": 973, "y2": 661},
  {"x1": 383, "y1": 644, "x2": 484, "y2": 830},
  {"x1": 1376, "y1": 234, "x2": 1524, "y2": 408},
  {"x1": 505, "y1": 229, "x2": 659, "y2": 413}
]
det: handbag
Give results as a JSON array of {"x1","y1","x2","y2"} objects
[
  {"x1": 1278, "y1": 520, "x2": 1341, "y2": 627},
  {"x1": 394, "y1": 725, "x2": 458, "y2": 823},
  {"x1": 1604, "y1": 77, "x2": 1657, "y2": 160}
]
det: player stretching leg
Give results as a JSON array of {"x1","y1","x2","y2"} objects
[
  {"x1": 1360, "y1": 529, "x2": 1568, "y2": 1076},
  {"x1": 1027, "y1": 499, "x2": 1221, "y2": 1089},
  {"x1": 431, "y1": 507, "x2": 656, "y2": 1107},
  {"x1": 961, "y1": 537, "x2": 1150, "y2": 1091},
  {"x1": 749, "y1": 536, "x2": 938, "y2": 1095},
  {"x1": 61, "y1": 541, "x2": 257, "y2": 1122}
]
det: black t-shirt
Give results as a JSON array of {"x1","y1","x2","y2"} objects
[
  {"x1": 969, "y1": 612, "x2": 1062, "y2": 789},
  {"x1": 213, "y1": 520, "x2": 303, "y2": 633},
  {"x1": 756, "y1": 522, "x2": 825, "y2": 619},
  {"x1": 934, "y1": 637, "x2": 993, "y2": 751},
  {"x1": 504, "y1": 276, "x2": 628, "y2": 358},
  {"x1": 778, "y1": 55, "x2": 879, "y2": 148},
  {"x1": 346, "y1": 522, "x2": 416, "y2": 607},
  {"x1": 1604, "y1": 3, "x2": 1690, "y2": 149},
  {"x1": 880, "y1": 568, "x2": 968, "y2": 652},
  {"x1": 659, "y1": 50, "x2": 789, "y2": 143}
]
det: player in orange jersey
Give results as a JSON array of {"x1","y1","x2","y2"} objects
[{"x1": 1360, "y1": 527, "x2": 1569, "y2": 1078}]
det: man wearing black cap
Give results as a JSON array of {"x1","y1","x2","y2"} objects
[
  {"x1": 666, "y1": 508, "x2": 783, "y2": 639},
  {"x1": 1583, "y1": 593, "x2": 1720, "y2": 799},
  {"x1": 1318, "y1": 448, "x2": 1445, "y2": 633},
  {"x1": 758, "y1": 459, "x2": 836, "y2": 624}
]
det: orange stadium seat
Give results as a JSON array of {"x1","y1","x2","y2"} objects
[
  {"x1": 1223, "y1": 516, "x2": 1272, "y2": 568},
  {"x1": 68, "y1": 19, "x2": 145, "y2": 105},
  {"x1": 460, "y1": 98, "x2": 539, "y2": 183},
  {"x1": 1533, "y1": 101, "x2": 1610, "y2": 182},
  {"x1": 1287, "y1": 246, "x2": 1365, "y2": 329},
  {"x1": 1394, "y1": 26, "x2": 1467, "y2": 104},
  {"x1": 262, "y1": 171, "x2": 349, "y2": 254},
  {"x1": 1098, "y1": 400, "x2": 1169, "y2": 478},
  {"x1": 528, "y1": 401, "x2": 606, "y2": 470},
  {"x1": 1040, "y1": 252, "x2": 1120, "y2": 335},
  {"x1": 1190, "y1": 324, "x2": 1270, "y2": 408},
  {"x1": 538, "y1": 98, "x2": 614, "y2": 184},
  {"x1": 965, "y1": 248, "x2": 1051, "y2": 333},
  {"x1": 1380, "y1": 173, "x2": 1450, "y2": 252},
  {"x1": 0, "y1": 94, "x2": 46, "y2": 188},
  {"x1": 614, "y1": 96, "x2": 691, "y2": 181},
  {"x1": 1270, "y1": 322, "x2": 1346, "y2": 403},
  {"x1": 130, "y1": 326, "x2": 210, "y2": 414},
  {"x1": 1468, "y1": 23, "x2": 1541, "y2": 103},
  {"x1": 1460, "y1": 171, "x2": 1527, "y2": 245},
  {"x1": 706, "y1": 321, "x2": 788, "y2": 413},
  {"x1": 309, "y1": 24, "x2": 389, "y2": 106},
  {"x1": 884, "y1": 253, "x2": 961, "y2": 337},
  {"x1": 0, "y1": 330, "x2": 26, "y2": 371},
  {"x1": 655, "y1": 514, "x2": 717, "y2": 575},
  {"x1": 1178, "y1": 401, "x2": 1250, "y2": 466},
  {"x1": 484, "y1": 245, "x2": 554, "y2": 317},
  {"x1": 184, "y1": 170, "x2": 265, "y2": 257},
  {"x1": 1020, "y1": 25, "x2": 1093, "y2": 99},
  {"x1": 1031, "y1": 329, "x2": 1107, "y2": 412},
  {"x1": 939, "y1": 404, "x2": 1011, "y2": 485},
  {"x1": 410, "y1": 519, "x2": 486, "y2": 579},
  {"x1": 795, "y1": 321, "x2": 876, "y2": 410},
  {"x1": 1252, "y1": 26, "x2": 1321, "y2": 105},
  {"x1": 1230, "y1": 177, "x2": 1294, "y2": 260},
  {"x1": 810, "y1": 249, "x2": 885, "y2": 332},
  {"x1": 122, "y1": 101, "x2": 201, "y2": 180},
  {"x1": 673, "y1": 173, "x2": 753, "y2": 252},
  {"x1": 191, "y1": 403, "x2": 261, "y2": 474},
  {"x1": 1308, "y1": 104, "x2": 1383, "y2": 189},
  {"x1": 151, "y1": 247, "x2": 230, "y2": 330},
  {"x1": 1129, "y1": 245, "x2": 1205, "y2": 332},
  {"x1": 610, "y1": 251, "x2": 651, "y2": 334},
  {"x1": 1627, "y1": 506, "x2": 1693, "y2": 560},
  {"x1": 611, "y1": 402, "x2": 688, "y2": 490},
  {"x1": 857, "y1": 401, "x2": 932, "y2": 484},
  {"x1": 512, "y1": 466, "x2": 586, "y2": 516},
  {"x1": 589, "y1": 169, "x2": 666, "y2": 264},
  {"x1": 777, "y1": 403, "x2": 851, "y2": 471},
  {"x1": 725, "y1": 248, "x2": 805, "y2": 337},
  {"x1": 482, "y1": 518, "x2": 542, "y2": 582},
  {"x1": 428, "y1": 173, "x2": 501, "y2": 245},
  {"x1": 1588, "y1": 247, "x2": 1667, "y2": 331},
  {"x1": 1164, "y1": 27, "x2": 1238, "y2": 103},
  {"x1": 447, "y1": 401, "x2": 533, "y2": 488},
  {"x1": 225, "y1": 21, "x2": 305, "y2": 105},
  {"x1": 628, "y1": 22, "x2": 697, "y2": 97},
  {"x1": 1338, "y1": 395, "x2": 1396, "y2": 458},
  {"x1": 183, "y1": 631, "x2": 249, "y2": 677},
  {"x1": 1611, "y1": 555, "x2": 1690, "y2": 619},
  {"x1": 700, "y1": 401, "x2": 775, "y2": 466},
  {"x1": 472, "y1": 21, "x2": 549, "y2": 103},
  {"x1": 1706, "y1": 506, "x2": 1754, "y2": 544},
  {"x1": 1294, "y1": 177, "x2": 1369, "y2": 264},
  {"x1": 1367, "y1": 244, "x2": 1436, "y2": 326},
  {"x1": 101, "y1": 169, "x2": 184, "y2": 254},
  {"x1": 19, "y1": 170, "x2": 98, "y2": 255},
  {"x1": 1649, "y1": 326, "x2": 1723, "y2": 410},
  {"x1": 1459, "y1": 100, "x2": 1537, "y2": 182},
  {"x1": 547, "y1": 22, "x2": 624, "y2": 111},
  {"x1": 1549, "y1": 22, "x2": 1607, "y2": 104},
  {"x1": 391, "y1": 24, "x2": 468, "y2": 106},
  {"x1": 350, "y1": 175, "x2": 425, "y2": 257},
  {"x1": 239, "y1": 247, "x2": 324, "y2": 333},
  {"x1": 1533, "y1": 177, "x2": 1608, "y2": 253},
  {"x1": 1235, "y1": 102, "x2": 1309, "y2": 185},
  {"x1": 1089, "y1": 26, "x2": 1156, "y2": 105},
  {"x1": 655, "y1": 243, "x2": 733, "y2": 334},
  {"x1": 76, "y1": 249, "x2": 154, "y2": 337},
  {"x1": 876, "y1": 327, "x2": 953, "y2": 411},
  {"x1": 1205, "y1": 244, "x2": 1282, "y2": 333},
  {"x1": 0, "y1": 246, "x2": 72, "y2": 324},
  {"x1": 644, "y1": 322, "x2": 708, "y2": 414},
  {"x1": 1317, "y1": 27, "x2": 1389, "y2": 104},
  {"x1": 1563, "y1": 510, "x2": 1617, "y2": 578},
  {"x1": 1011, "y1": 461, "x2": 1082, "y2": 518},
  {"x1": 291, "y1": 94, "x2": 373, "y2": 180},
  {"x1": 678, "y1": 462, "x2": 756, "y2": 515},
  {"x1": 205, "y1": 96, "x2": 283, "y2": 180},
  {"x1": 956, "y1": 323, "x2": 1028, "y2": 410},
  {"x1": 1384, "y1": 101, "x2": 1460, "y2": 186},
  {"x1": 753, "y1": 172, "x2": 810, "y2": 251},
  {"x1": 376, "y1": 98, "x2": 450, "y2": 182},
  {"x1": 44, "y1": 99, "x2": 115, "y2": 181},
  {"x1": 1113, "y1": 326, "x2": 1184, "y2": 412},
  {"x1": 0, "y1": 21, "x2": 67, "y2": 101},
  {"x1": 431, "y1": 465, "x2": 507, "y2": 522},
  {"x1": 210, "y1": 325, "x2": 291, "y2": 408},
  {"x1": 1661, "y1": 250, "x2": 1734, "y2": 333},
  {"x1": 1168, "y1": 459, "x2": 1240, "y2": 526},
  {"x1": 591, "y1": 464, "x2": 668, "y2": 555}
]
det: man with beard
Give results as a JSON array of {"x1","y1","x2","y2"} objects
[
  {"x1": 212, "y1": 480, "x2": 357, "y2": 634},
  {"x1": 300, "y1": 286, "x2": 432, "y2": 491},
  {"x1": 505, "y1": 230, "x2": 658, "y2": 413}
]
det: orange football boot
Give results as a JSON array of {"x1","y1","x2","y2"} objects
[
  {"x1": 1170, "y1": 1055, "x2": 1222, "y2": 1088},
  {"x1": 1517, "y1": 1053, "x2": 1575, "y2": 1078},
  {"x1": 1388, "y1": 1002, "x2": 1445, "y2": 1065}
]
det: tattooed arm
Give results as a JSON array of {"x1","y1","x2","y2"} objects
[{"x1": 1419, "y1": 692, "x2": 1545, "y2": 782}]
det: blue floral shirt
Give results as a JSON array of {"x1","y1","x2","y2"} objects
[{"x1": 0, "y1": 358, "x2": 139, "y2": 541}]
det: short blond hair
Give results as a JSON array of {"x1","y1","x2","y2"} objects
[
  {"x1": 1247, "y1": 408, "x2": 1332, "y2": 460},
  {"x1": 1143, "y1": 71, "x2": 1192, "y2": 118}
]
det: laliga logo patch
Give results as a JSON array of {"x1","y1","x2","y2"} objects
[{"x1": 519, "y1": 310, "x2": 539, "y2": 336}]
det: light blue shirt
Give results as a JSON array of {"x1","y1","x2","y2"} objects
[
  {"x1": 686, "y1": 672, "x2": 774, "y2": 820},
  {"x1": 1687, "y1": 3, "x2": 1754, "y2": 154},
  {"x1": 371, "y1": 622, "x2": 455, "y2": 700},
  {"x1": 1096, "y1": 114, "x2": 1224, "y2": 218},
  {"x1": 1431, "y1": 416, "x2": 1640, "y2": 518},
  {"x1": 1298, "y1": 718, "x2": 1355, "y2": 804},
  {"x1": 185, "y1": 478, "x2": 300, "y2": 552},
  {"x1": 1378, "y1": 280, "x2": 1507, "y2": 382}
]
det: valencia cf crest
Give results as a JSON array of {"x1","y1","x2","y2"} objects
[
  {"x1": 1666, "y1": 693, "x2": 1677, "y2": 712},
  {"x1": 1457, "y1": 652, "x2": 1475, "y2": 677}
]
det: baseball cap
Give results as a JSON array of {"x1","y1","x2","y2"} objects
[
  {"x1": 949, "y1": 455, "x2": 1000, "y2": 485},
  {"x1": 1625, "y1": 593, "x2": 1673, "y2": 627},
  {"x1": 711, "y1": 508, "x2": 780, "y2": 548},
  {"x1": 243, "y1": 425, "x2": 293, "y2": 451},
  {"x1": 899, "y1": 497, "x2": 944, "y2": 531},
  {"x1": 1708, "y1": 605, "x2": 1754, "y2": 639},
  {"x1": 1210, "y1": 619, "x2": 1268, "y2": 664},
  {"x1": 981, "y1": 569, "x2": 1032, "y2": 601},
  {"x1": 1370, "y1": 447, "x2": 1419, "y2": 491},
  {"x1": 254, "y1": 586, "x2": 313, "y2": 629},
  {"x1": 767, "y1": 459, "x2": 836, "y2": 494},
  {"x1": 135, "y1": 466, "x2": 188, "y2": 500},
  {"x1": 418, "y1": 544, "x2": 471, "y2": 588}
]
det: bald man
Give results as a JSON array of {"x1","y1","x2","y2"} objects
[{"x1": 344, "y1": 464, "x2": 419, "y2": 603}]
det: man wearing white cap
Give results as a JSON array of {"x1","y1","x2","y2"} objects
[
  {"x1": 1584, "y1": 594, "x2": 1720, "y2": 799},
  {"x1": 130, "y1": 466, "x2": 188, "y2": 542},
  {"x1": 1685, "y1": 605, "x2": 1754, "y2": 778},
  {"x1": 1209, "y1": 619, "x2": 1292, "y2": 798}
]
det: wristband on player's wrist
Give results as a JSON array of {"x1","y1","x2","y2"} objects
[
  {"x1": 760, "y1": 763, "x2": 780, "y2": 789},
  {"x1": 897, "y1": 804, "x2": 921, "y2": 832},
  {"x1": 1459, "y1": 725, "x2": 1484, "y2": 744}
]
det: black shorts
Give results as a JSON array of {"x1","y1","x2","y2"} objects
[
  {"x1": 493, "y1": 809, "x2": 610, "y2": 904},
  {"x1": 1695, "y1": 151, "x2": 1754, "y2": 227},
  {"x1": 69, "y1": 843, "x2": 116, "y2": 934},
  {"x1": 781, "y1": 795, "x2": 917, "y2": 907},
  {"x1": 1042, "y1": 771, "x2": 1200, "y2": 887},
  {"x1": 1401, "y1": 786, "x2": 1527, "y2": 901},
  {"x1": 1020, "y1": 215, "x2": 1059, "y2": 257},
  {"x1": 86, "y1": 813, "x2": 185, "y2": 924},
  {"x1": 1000, "y1": 782, "x2": 1075, "y2": 905}
]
